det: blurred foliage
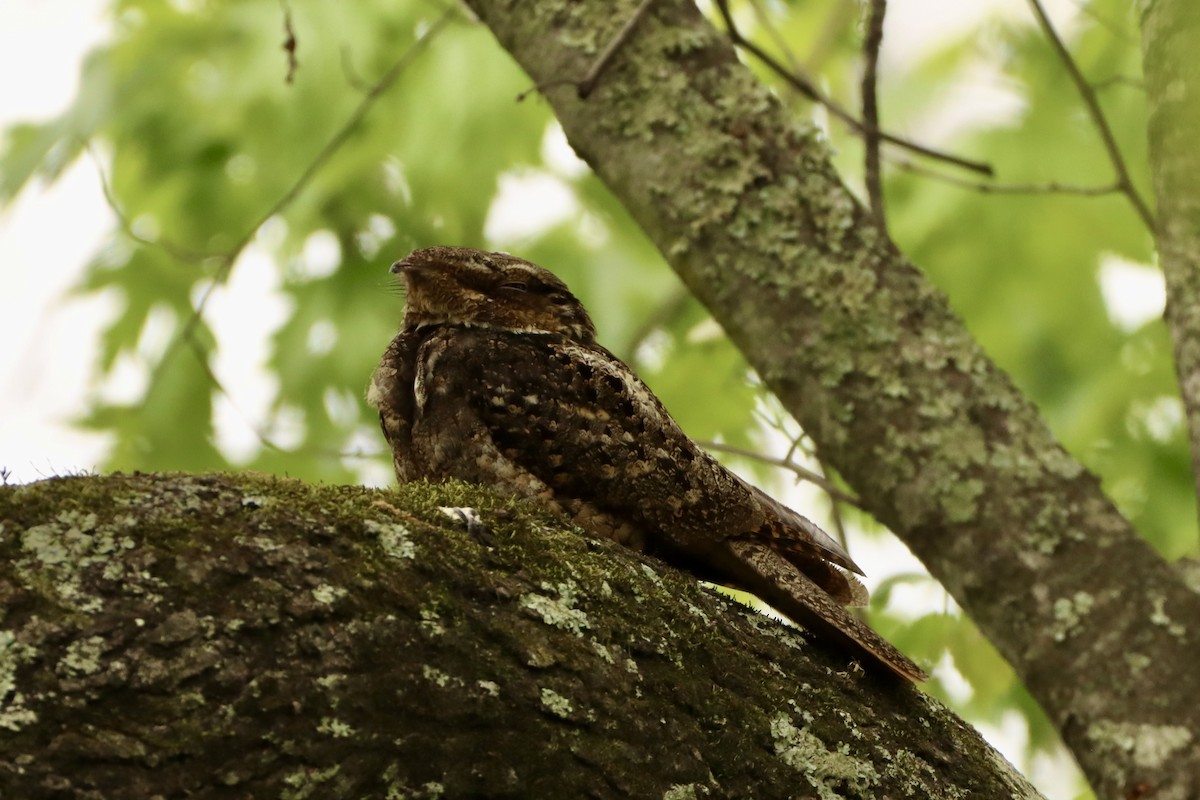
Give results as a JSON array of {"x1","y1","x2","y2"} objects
[{"x1": 1, "y1": 0, "x2": 1189, "y2": 795}]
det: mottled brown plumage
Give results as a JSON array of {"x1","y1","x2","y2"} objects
[{"x1": 369, "y1": 245, "x2": 925, "y2": 681}]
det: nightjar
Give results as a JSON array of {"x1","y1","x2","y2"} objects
[{"x1": 369, "y1": 245, "x2": 924, "y2": 681}]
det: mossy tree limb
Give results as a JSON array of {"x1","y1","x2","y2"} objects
[
  {"x1": 0, "y1": 473, "x2": 1037, "y2": 798},
  {"x1": 462, "y1": 0, "x2": 1200, "y2": 795}
]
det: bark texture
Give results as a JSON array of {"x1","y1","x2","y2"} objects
[
  {"x1": 0, "y1": 473, "x2": 1038, "y2": 799},
  {"x1": 1143, "y1": 0, "x2": 1200, "y2": 525},
  {"x1": 461, "y1": 1, "x2": 1200, "y2": 796}
]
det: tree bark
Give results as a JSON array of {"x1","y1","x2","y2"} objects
[
  {"x1": 1143, "y1": 0, "x2": 1200, "y2": 530},
  {"x1": 0, "y1": 473, "x2": 1039, "y2": 798},
  {"x1": 461, "y1": 1, "x2": 1200, "y2": 796}
]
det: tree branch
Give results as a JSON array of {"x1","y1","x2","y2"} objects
[
  {"x1": 1141, "y1": 0, "x2": 1200, "y2": 543},
  {"x1": 464, "y1": 1, "x2": 1200, "y2": 794},
  {"x1": 0, "y1": 472, "x2": 1043, "y2": 798}
]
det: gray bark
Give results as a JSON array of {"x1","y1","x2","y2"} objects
[
  {"x1": 0, "y1": 473, "x2": 1038, "y2": 798},
  {"x1": 1143, "y1": 0, "x2": 1200, "y2": 530},
  {"x1": 462, "y1": 1, "x2": 1200, "y2": 796}
]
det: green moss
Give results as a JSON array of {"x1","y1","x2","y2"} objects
[{"x1": 0, "y1": 470, "x2": 1035, "y2": 796}]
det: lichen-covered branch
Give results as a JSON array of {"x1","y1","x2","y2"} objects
[
  {"x1": 1142, "y1": 0, "x2": 1200, "y2": 539},
  {"x1": 0, "y1": 473, "x2": 1036, "y2": 798},
  {"x1": 462, "y1": 1, "x2": 1200, "y2": 795}
]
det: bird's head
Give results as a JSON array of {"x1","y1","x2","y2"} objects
[{"x1": 391, "y1": 246, "x2": 596, "y2": 342}]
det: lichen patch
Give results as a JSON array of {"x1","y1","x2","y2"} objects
[
  {"x1": 770, "y1": 713, "x2": 878, "y2": 799},
  {"x1": 520, "y1": 580, "x2": 590, "y2": 635}
]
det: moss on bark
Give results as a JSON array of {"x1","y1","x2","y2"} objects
[{"x1": 0, "y1": 472, "x2": 1037, "y2": 798}]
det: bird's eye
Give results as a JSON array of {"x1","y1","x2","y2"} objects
[{"x1": 500, "y1": 281, "x2": 528, "y2": 293}]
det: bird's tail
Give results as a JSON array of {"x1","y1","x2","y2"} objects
[{"x1": 723, "y1": 540, "x2": 927, "y2": 682}]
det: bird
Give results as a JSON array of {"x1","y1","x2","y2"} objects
[{"x1": 368, "y1": 245, "x2": 925, "y2": 682}]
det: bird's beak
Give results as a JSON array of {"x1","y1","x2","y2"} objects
[{"x1": 392, "y1": 251, "x2": 438, "y2": 276}]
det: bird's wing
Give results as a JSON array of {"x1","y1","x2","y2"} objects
[
  {"x1": 746, "y1": 484, "x2": 865, "y2": 575},
  {"x1": 425, "y1": 330, "x2": 860, "y2": 587},
  {"x1": 368, "y1": 329, "x2": 423, "y2": 482},
  {"x1": 422, "y1": 329, "x2": 764, "y2": 543}
]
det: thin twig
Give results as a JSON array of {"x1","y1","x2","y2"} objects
[
  {"x1": 185, "y1": 336, "x2": 388, "y2": 462},
  {"x1": 339, "y1": 45, "x2": 371, "y2": 93},
  {"x1": 756, "y1": 407, "x2": 854, "y2": 557},
  {"x1": 804, "y1": 1, "x2": 858, "y2": 75},
  {"x1": 748, "y1": 402, "x2": 797, "y2": 460},
  {"x1": 781, "y1": 429, "x2": 807, "y2": 465},
  {"x1": 860, "y1": 0, "x2": 887, "y2": 229},
  {"x1": 577, "y1": 0, "x2": 657, "y2": 98},
  {"x1": 280, "y1": 0, "x2": 298, "y2": 84},
  {"x1": 518, "y1": 0, "x2": 657, "y2": 101},
  {"x1": 712, "y1": 0, "x2": 993, "y2": 177},
  {"x1": 1026, "y1": 0, "x2": 1154, "y2": 229},
  {"x1": 892, "y1": 158, "x2": 1123, "y2": 196},
  {"x1": 892, "y1": 158, "x2": 1122, "y2": 197},
  {"x1": 184, "y1": 336, "x2": 285, "y2": 455},
  {"x1": 746, "y1": 0, "x2": 801, "y2": 74},
  {"x1": 811, "y1": 448, "x2": 851, "y2": 560},
  {"x1": 699, "y1": 440, "x2": 864, "y2": 509},
  {"x1": 754, "y1": 408, "x2": 853, "y2": 554},
  {"x1": 86, "y1": 142, "x2": 219, "y2": 263},
  {"x1": 750, "y1": 400, "x2": 808, "y2": 463},
  {"x1": 1092, "y1": 74, "x2": 1144, "y2": 92},
  {"x1": 1071, "y1": 0, "x2": 1139, "y2": 46}
]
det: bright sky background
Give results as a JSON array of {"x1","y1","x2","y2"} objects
[
  {"x1": 0, "y1": 2, "x2": 1164, "y2": 796},
  {"x1": 1, "y1": 0, "x2": 114, "y2": 482}
]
